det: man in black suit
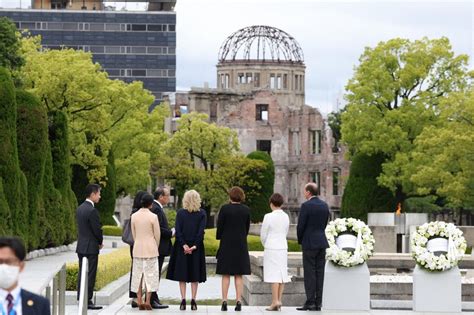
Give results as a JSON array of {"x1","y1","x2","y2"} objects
[
  {"x1": 0, "y1": 237, "x2": 51, "y2": 315},
  {"x1": 296, "y1": 183, "x2": 330, "y2": 311},
  {"x1": 75, "y1": 183, "x2": 103, "y2": 310},
  {"x1": 150, "y1": 187, "x2": 174, "y2": 309}
]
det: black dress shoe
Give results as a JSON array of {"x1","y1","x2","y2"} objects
[
  {"x1": 131, "y1": 300, "x2": 138, "y2": 308},
  {"x1": 296, "y1": 304, "x2": 318, "y2": 311},
  {"x1": 179, "y1": 299, "x2": 186, "y2": 311},
  {"x1": 221, "y1": 301, "x2": 228, "y2": 311},
  {"x1": 87, "y1": 303, "x2": 103, "y2": 310},
  {"x1": 191, "y1": 299, "x2": 197, "y2": 311},
  {"x1": 235, "y1": 301, "x2": 242, "y2": 311},
  {"x1": 151, "y1": 301, "x2": 169, "y2": 309}
]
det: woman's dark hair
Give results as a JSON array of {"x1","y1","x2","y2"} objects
[
  {"x1": 141, "y1": 193, "x2": 154, "y2": 208},
  {"x1": 132, "y1": 191, "x2": 147, "y2": 212},
  {"x1": 229, "y1": 186, "x2": 245, "y2": 203},
  {"x1": 269, "y1": 193, "x2": 284, "y2": 207},
  {"x1": 0, "y1": 237, "x2": 26, "y2": 261}
]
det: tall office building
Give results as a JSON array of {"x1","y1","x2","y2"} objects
[{"x1": 0, "y1": 0, "x2": 176, "y2": 109}]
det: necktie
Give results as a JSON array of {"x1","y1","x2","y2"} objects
[{"x1": 6, "y1": 294, "x2": 13, "y2": 314}]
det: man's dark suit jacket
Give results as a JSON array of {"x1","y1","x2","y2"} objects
[
  {"x1": 75, "y1": 200, "x2": 103, "y2": 255},
  {"x1": 297, "y1": 196, "x2": 330, "y2": 250},
  {"x1": 151, "y1": 200, "x2": 173, "y2": 256},
  {"x1": 21, "y1": 289, "x2": 51, "y2": 315}
]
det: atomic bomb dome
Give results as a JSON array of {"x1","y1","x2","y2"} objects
[{"x1": 218, "y1": 25, "x2": 304, "y2": 63}]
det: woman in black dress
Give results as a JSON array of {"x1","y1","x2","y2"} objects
[
  {"x1": 166, "y1": 190, "x2": 207, "y2": 311},
  {"x1": 216, "y1": 186, "x2": 251, "y2": 311}
]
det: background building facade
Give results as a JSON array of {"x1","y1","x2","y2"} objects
[{"x1": 0, "y1": 0, "x2": 176, "y2": 109}]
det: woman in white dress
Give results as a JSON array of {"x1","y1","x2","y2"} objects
[{"x1": 260, "y1": 193, "x2": 290, "y2": 311}]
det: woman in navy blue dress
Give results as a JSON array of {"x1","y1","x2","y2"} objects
[{"x1": 166, "y1": 190, "x2": 207, "y2": 310}]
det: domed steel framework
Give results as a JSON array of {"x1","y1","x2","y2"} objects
[{"x1": 218, "y1": 25, "x2": 304, "y2": 63}]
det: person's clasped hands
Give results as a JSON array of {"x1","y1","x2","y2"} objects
[{"x1": 182, "y1": 244, "x2": 196, "y2": 255}]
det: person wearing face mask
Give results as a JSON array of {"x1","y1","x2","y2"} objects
[{"x1": 0, "y1": 237, "x2": 51, "y2": 315}]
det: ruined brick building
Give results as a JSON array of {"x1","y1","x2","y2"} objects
[{"x1": 169, "y1": 25, "x2": 349, "y2": 220}]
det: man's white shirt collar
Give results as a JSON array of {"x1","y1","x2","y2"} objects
[
  {"x1": 154, "y1": 200, "x2": 163, "y2": 208},
  {"x1": 86, "y1": 199, "x2": 94, "y2": 207}
]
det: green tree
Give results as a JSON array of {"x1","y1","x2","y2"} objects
[
  {"x1": 341, "y1": 154, "x2": 397, "y2": 221},
  {"x1": 341, "y1": 37, "x2": 473, "y2": 203},
  {"x1": 327, "y1": 109, "x2": 344, "y2": 152},
  {"x1": 16, "y1": 89, "x2": 49, "y2": 248},
  {"x1": 20, "y1": 40, "x2": 155, "y2": 184},
  {"x1": 245, "y1": 151, "x2": 275, "y2": 223},
  {"x1": 0, "y1": 179, "x2": 12, "y2": 235},
  {"x1": 0, "y1": 67, "x2": 27, "y2": 240},
  {"x1": 0, "y1": 17, "x2": 24, "y2": 70},
  {"x1": 155, "y1": 113, "x2": 266, "y2": 212},
  {"x1": 410, "y1": 87, "x2": 474, "y2": 209}
]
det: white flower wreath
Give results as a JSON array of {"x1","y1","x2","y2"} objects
[
  {"x1": 325, "y1": 218, "x2": 375, "y2": 267},
  {"x1": 411, "y1": 221, "x2": 467, "y2": 272}
]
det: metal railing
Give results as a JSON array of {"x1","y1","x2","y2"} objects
[
  {"x1": 44, "y1": 264, "x2": 67, "y2": 315},
  {"x1": 77, "y1": 257, "x2": 89, "y2": 315}
]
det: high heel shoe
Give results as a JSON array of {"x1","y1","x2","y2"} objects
[
  {"x1": 265, "y1": 305, "x2": 279, "y2": 311},
  {"x1": 277, "y1": 303, "x2": 282, "y2": 311},
  {"x1": 235, "y1": 301, "x2": 242, "y2": 311},
  {"x1": 179, "y1": 299, "x2": 186, "y2": 311},
  {"x1": 221, "y1": 301, "x2": 228, "y2": 311},
  {"x1": 191, "y1": 299, "x2": 197, "y2": 310}
]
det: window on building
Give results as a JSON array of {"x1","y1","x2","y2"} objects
[
  {"x1": 256, "y1": 104, "x2": 269, "y2": 121},
  {"x1": 277, "y1": 74, "x2": 282, "y2": 89},
  {"x1": 270, "y1": 74, "x2": 276, "y2": 89},
  {"x1": 292, "y1": 131, "x2": 300, "y2": 155},
  {"x1": 333, "y1": 168, "x2": 340, "y2": 196},
  {"x1": 210, "y1": 103, "x2": 217, "y2": 121},
  {"x1": 179, "y1": 105, "x2": 188, "y2": 117},
  {"x1": 89, "y1": 23, "x2": 104, "y2": 31},
  {"x1": 246, "y1": 73, "x2": 253, "y2": 83},
  {"x1": 291, "y1": 172, "x2": 298, "y2": 199},
  {"x1": 283, "y1": 74, "x2": 288, "y2": 89},
  {"x1": 147, "y1": 24, "x2": 162, "y2": 31},
  {"x1": 168, "y1": 24, "x2": 176, "y2": 32},
  {"x1": 131, "y1": 24, "x2": 147, "y2": 31},
  {"x1": 225, "y1": 74, "x2": 230, "y2": 89},
  {"x1": 294, "y1": 75, "x2": 299, "y2": 90},
  {"x1": 309, "y1": 172, "x2": 321, "y2": 195},
  {"x1": 256, "y1": 140, "x2": 271, "y2": 155},
  {"x1": 238, "y1": 73, "x2": 245, "y2": 84},
  {"x1": 310, "y1": 130, "x2": 322, "y2": 154},
  {"x1": 254, "y1": 73, "x2": 260, "y2": 87},
  {"x1": 105, "y1": 23, "x2": 121, "y2": 31}
]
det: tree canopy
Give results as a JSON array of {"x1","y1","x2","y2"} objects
[
  {"x1": 341, "y1": 37, "x2": 473, "y2": 203},
  {"x1": 0, "y1": 17, "x2": 24, "y2": 70}
]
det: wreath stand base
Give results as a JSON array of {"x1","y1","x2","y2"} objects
[
  {"x1": 413, "y1": 265, "x2": 461, "y2": 313},
  {"x1": 322, "y1": 261, "x2": 370, "y2": 311}
]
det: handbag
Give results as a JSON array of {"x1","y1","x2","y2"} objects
[{"x1": 121, "y1": 218, "x2": 134, "y2": 245}]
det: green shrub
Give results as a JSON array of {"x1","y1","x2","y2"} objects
[
  {"x1": 165, "y1": 208, "x2": 177, "y2": 228},
  {"x1": 16, "y1": 89, "x2": 49, "y2": 249},
  {"x1": 102, "y1": 225, "x2": 122, "y2": 237},
  {"x1": 203, "y1": 228, "x2": 300, "y2": 256},
  {"x1": 245, "y1": 151, "x2": 275, "y2": 223},
  {"x1": 49, "y1": 110, "x2": 77, "y2": 243},
  {"x1": 0, "y1": 178, "x2": 11, "y2": 235},
  {"x1": 341, "y1": 153, "x2": 397, "y2": 222},
  {"x1": 66, "y1": 247, "x2": 131, "y2": 291}
]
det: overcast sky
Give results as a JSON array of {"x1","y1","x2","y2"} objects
[{"x1": 1, "y1": 0, "x2": 472, "y2": 113}]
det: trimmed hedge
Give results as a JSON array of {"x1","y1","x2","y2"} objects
[
  {"x1": 16, "y1": 89, "x2": 49, "y2": 249},
  {"x1": 203, "y1": 228, "x2": 300, "y2": 256},
  {"x1": 102, "y1": 225, "x2": 122, "y2": 237},
  {"x1": 245, "y1": 151, "x2": 275, "y2": 223},
  {"x1": 0, "y1": 178, "x2": 11, "y2": 235},
  {"x1": 66, "y1": 247, "x2": 131, "y2": 291},
  {"x1": 0, "y1": 67, "x2": 24, "y2": 240},
  {"x1": 341, "y1": 153, "x2": 397, "y2": 222}
]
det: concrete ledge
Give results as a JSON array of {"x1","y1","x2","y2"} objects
[
  {"x1": 26, "y1": 244, "x2": 75, "y2": 260},
  {"x1": 66, "y1": 272, "x2": 130, "y2": 305},
  {"x1": 371, "y1": 300, "x2": 474, "y2": 311}
]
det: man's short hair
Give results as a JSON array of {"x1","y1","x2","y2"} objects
[
  {"x1": 85, "y1": 184, "x2": 101, "y2": 198},
  {"x1": 0, "y1": 237, "x2": 26, "y2": 261},
  {"x1": 229, "y1": 186, "x2": 245, "y2": 203},
  {"x1": 305, "y1": 183, "x2": 318, "y2": 196},
  {"x1": 153, "y1": 187, "x2": 169, "y2": 200}
]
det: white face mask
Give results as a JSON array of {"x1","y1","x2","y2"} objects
[{"x1": 0, "y1": 264, "x2": 20, "y2": 290}]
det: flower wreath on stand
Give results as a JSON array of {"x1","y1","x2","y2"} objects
[
  {"x1": 411, "y1": 221, "x2": 467, "y2": 272},
  {"x1": 325, "y1": 217, "x2": 375, "y2": 267}
]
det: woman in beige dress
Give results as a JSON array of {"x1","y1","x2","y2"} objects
[{"x1": 131, "y1": 193, "x2": 161, "y2": 310}]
